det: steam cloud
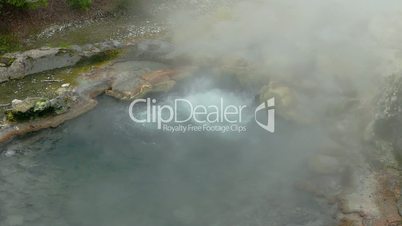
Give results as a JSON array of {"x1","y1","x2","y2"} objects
[{"x1": 148, "y1": 0, "x2": 402, "y2": 96}]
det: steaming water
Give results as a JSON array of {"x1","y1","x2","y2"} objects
[
  {"x1": 4, "y1": 0, "x2": 402, "y2": 225},
  {"x1": 0, "y1": 76, "x2": 338, "y2": 226}
]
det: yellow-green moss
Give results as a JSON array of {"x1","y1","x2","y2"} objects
[{"x1": 6, "y1": 111, "x2": 15, "y2": 122}]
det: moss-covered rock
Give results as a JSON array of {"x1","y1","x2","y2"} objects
[
  {"x1": 5, "y1": 97, "x2": 52, "y2": 121},
  {"x1": 4, "y1": 89, "x2": 76, "y2": 122}
]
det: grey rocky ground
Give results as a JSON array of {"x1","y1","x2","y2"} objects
[
  {"x1": 0, "y1": 41, "x2": 123, "y2": 83},
  {"x1": 0, "y1": 39, "x2": 190, "y2": 143}
]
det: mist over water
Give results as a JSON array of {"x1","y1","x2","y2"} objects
[
  {"x1": 0, "y1": 77, "x2": 335, "y2": 226},
  {"x1": 2, "y1": 0, "x2": 402, "y2": 225}
]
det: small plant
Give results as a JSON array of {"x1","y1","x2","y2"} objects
[{"x1": 68, "y1": 0, "x2": 91, "y2": 10}]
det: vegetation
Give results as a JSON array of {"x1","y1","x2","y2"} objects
[
  {"x1": 0, "y1": 34, "x2": 20, "y2": 54},
  {"x1": 0, "y1": 0, "x2": 47, "y2": 10},
  {"x1": 0, "y1": 0, "x2": 92, "y2": 10},
  {"x1": 68, "y1": 0, "x2": 91, "y2": 10}
]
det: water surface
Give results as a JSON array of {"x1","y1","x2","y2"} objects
[{"x1": 0, "y1": 76, "x2": 338, "y2": 226}]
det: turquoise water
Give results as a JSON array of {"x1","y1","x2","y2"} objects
[{"x1": 0, "y1": 77, "x2": 337, "y2": 226}]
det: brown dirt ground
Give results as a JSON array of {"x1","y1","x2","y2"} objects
[{"x1": 0, "y1": 0, "x2": 122, "y2": 38}]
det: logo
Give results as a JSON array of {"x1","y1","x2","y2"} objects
[
  {"x1": 128, "y1": 97, "x2": 275, "y2": 133},
  {"x1": 254, "y1": 98, "x2": 275, "y2": 133}
]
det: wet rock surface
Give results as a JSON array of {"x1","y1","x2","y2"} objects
[
  {"x1": 0, "y1": 97, "x2": 97, "y2": 144},
  {"x1": 4, "y1": 87, "x2": 77, "y2": 122},
  {"x1": 0, "y1": 39, "x2": 183, "y2": 143},
  {"x1": 125, "y1": 40, "x2": 176, "y2": 63},
  {"x1": 366, "y1": 74, "x2": 402, "y2": 226},
  {"x1": 5, "y1": 97, "x2": 53, "y2": 121},
  {"x1": 104, "y1": 61, "x2": 177, "y2": 100},
  {"x1": 0, "y1": 41, "x2": 123, "y2": 83}
]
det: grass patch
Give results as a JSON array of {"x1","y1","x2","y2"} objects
[
  {"x1": 68, "y1": 0, "x2": 91, "y2": 10},
  {"x1": 0, "y1": 0, "x2": 47, "y2": 11},
  {"x1": 0, "y1": 34, "x2": 21, "y2": 54}
]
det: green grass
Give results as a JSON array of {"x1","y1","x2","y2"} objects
[
  {"x1": 0, "y1": 34, "x2": 21, "y2": 54},
  {"x1": 68, "y1": 0, "x2": 91, "y2": 10},
  {"x1": 0, "y1": 0, "x2": 48, "y2": 11}
]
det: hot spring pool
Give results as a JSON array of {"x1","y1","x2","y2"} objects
[{"x1": 0, "y1": 76, "x2": 338, "y2": 226}]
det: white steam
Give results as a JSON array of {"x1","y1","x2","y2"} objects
[{"x1": 160, "y1": 0, "x2": 402, "y2": 95}]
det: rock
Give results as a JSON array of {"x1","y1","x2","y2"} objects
[
  {"x1": 109, "y1": 60, "x2": 169, "y2": 76},
  {"x1": 11, "y1": 97, "x2": 45, "y2": 113},
  {"x1": 372, "y1": 75, "x2": 402, "y2": 160},
  {"x1": 61, "y1": 83, "x2": 70, "y2": 88},
  {"x1": 0, "y1": 121, "x2": 5, "y2": 129},
  {"x1": 34, "y1": 99, "x2": 52, "y2": 112},
  {"x1": 69, "y1": 45, "x2": 82, "y2": 52},
  {"x1": 111, "y1": 40, "x2": 122, "y2": 48},
  {"x1": 5, "y1": 97, "x2": 52, "y2": 121},
  {"x1": 11, "y1": 99, "x2": 23, "y2": 107},
  {"x1": 338, "y1": 218, "x2": 359, "y2": 226},
  {"x1": 141, "y1": 69, "x2": 177, "y2": 93},
  {"x1": 123, "y1": 40, "x2": 175, "y2": 63},
  {"x1": 151, "y1": 80, "x2": 176, "y2": 93},
  {"x1": 5, "y1": 90, "x2": 77, "y2": 122},
  {"x1": 51, "y1": 88, "x2": 77, "y2": 114},
  {"x1": 141, "y1": 69, "x2": 176, "y2": 84},
  {"x1": 0, "y1": 40, "x2": 123, "y2": 83},
  {"x1": 0, "y1": 47, "x2": 81, "y2": 83},
  {"x1": 104, "y1": 61, "x2": 177, "y2": 100},
  {"x1": 106, "y1": 78, "x2": 152, "y2": 100},
  {"x1": 0, "y1": 97, "x2": 97, "y2": 144},
  {"x1": 56, "y1": 87, "x2": 69, "y2": 95},
  {"x1": 0, "y1": 56, "x2": 15, "y2": 67},
  {"x1": 397, "y1": 195, "x2": 402, "y2": 216},
  {"x1": 96, "y1": 40, "x2": 122, "y2": 50},
  {"x1": 4, "y1": 149, "x2": 16, "y2": 157}
]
